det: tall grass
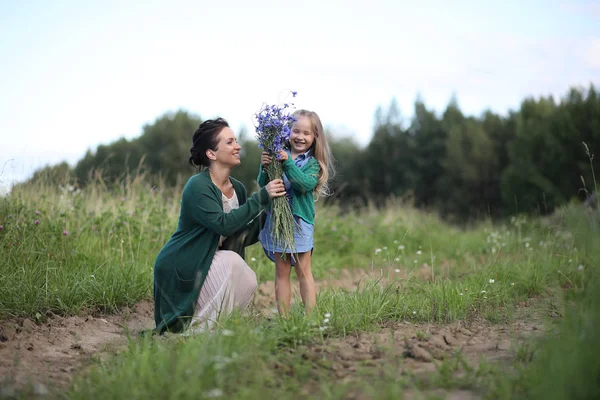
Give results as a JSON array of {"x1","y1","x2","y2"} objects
[
  {"x1": 1, "y1": 172, "x2": 587, "y2": 319},
  {"x1": 485, "y1": 206, "x2": 600, "y2": 400},
  {"x1": 0, "y1": 174, "x2": 180, "y2": 317},
  {"x1": 1, "y1": 171, "x2": 598, "y2": 398}
]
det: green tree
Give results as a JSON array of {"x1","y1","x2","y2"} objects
[
  {"x1": 73, "y1": 110, "x2": 201, "y2": 186},
  {"x1": 409, "y1": 97, "x2": 446, "y2": 208},
  {"x1": 437, "y1": 117, "x2": 497, "y2": 220},
  {"x1": 500, "y1": 96, "x2": 565, "y2": 214},
  {"x1": 363, "y1": 99, "x2": 413, "y2": 204}
]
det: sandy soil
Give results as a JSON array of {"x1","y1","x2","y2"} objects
[{"x1": 0, "y1": 266, "x2": 543, "y2": 397}]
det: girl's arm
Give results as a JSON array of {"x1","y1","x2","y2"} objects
[
  {"x1": 257, "y1": 165, "x2": 269, "y2": 188},
  {"x1": 282, "y1": 157, "x2": 320, "y2": 193}
]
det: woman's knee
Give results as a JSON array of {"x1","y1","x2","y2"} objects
[
  {"x1": 232, "y1": 255, "x2": 257, "y2": 281},
  {"x1": 246, "y1": 266, "x2": 257, "y2": 288}
]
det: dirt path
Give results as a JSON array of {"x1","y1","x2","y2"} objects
[
  {"x1": 0, "y1": 301, "x2": 154, "y2": 395},
  {"x1": 0, "y1": 267, "x2": 386, "y2": 394},
  {"x1": 0, "y1": 266, "x2": 542, "y2": 397},
  {"x1": 295, "y1": 317, "x2": 542, "y2": 399}
]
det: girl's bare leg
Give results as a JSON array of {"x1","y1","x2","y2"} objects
[
  {"x1": 294, "y1": 251, "x2": 316, "y2": 315},
  {"x1": 274, "y1": 252, "x2": 292, "y2": 316}
]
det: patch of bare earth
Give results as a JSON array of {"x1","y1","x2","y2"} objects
[
  {"x1": 0, "y1": 301, "x2": 154, "y2": 395},
  {"x1": 289, "y1": 318, "x2": 543, "y2": 399},
  {"x1": 0, "y1": 266, "x2": 545, "y2": 398}
]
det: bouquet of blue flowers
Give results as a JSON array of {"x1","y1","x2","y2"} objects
[{"x1": 254, "y1": 101, "x2": 297, "y2": 253}]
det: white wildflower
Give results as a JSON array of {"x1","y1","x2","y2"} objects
[
  {"x1": 481, "y1": 290, "x2": 487, "y2": 294},
  {"x1": 398, "y1": 245, "x2": 405, "y2": 250},
  {"x1": 510, "y1": 282, "x2": 515, "y2": 286},
  {"x1": 395, "y1": 269, "x2": 401, "y2": 273},
  {"x1": 324, "y1": 313, "x2": 331, "y2": 318},
  {"x1": 394, "y1": 257, "x2": 400, "y2": 262},
  {"x1": 205, "y1": 388, "x2": 224, "y2": 398},
  {"x1": 577, "y1": 264, "x2": 584, "y2": 271},
  {"x1": 416, "y1": 250, "x2": 422, "y2": 255},
  {"x1": 459, "y1": 293, "x2": 464, "y2": 296},
  {"x1": 375, "y1": 248, "x2": 382, "y2": 254},
  {"x1": 383, "y1": 246, "x2": 388, "y2": 250},
  {"x1": 525, "y1": 242, "x2": 530, "y2": 248},
  {"x1": 489, "y1": 279, "x2": 495, "y2": 284},
  {"x1": 323, "y1": 318, "x2": 330, "y2": 324},
  {"x1": 251, "y1": 257, "x2": 256, "y2": 261},
  {"x1": 319, "y1": 326, "x2": 326, "y2": 331}
]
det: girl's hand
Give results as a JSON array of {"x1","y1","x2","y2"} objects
[
  {"x1": 265, "y1": 179, "x2": 286, "y2": 198},
  {"x1": 261, "y1": 152, "x2": 272, "y2": 166},
  {"x1": 278, "y1": 150, "x2": 288, "y2": 161}
]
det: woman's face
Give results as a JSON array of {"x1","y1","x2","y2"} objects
[{"x1": 208, "y1": 127, "x2": 242, "y2": 167}]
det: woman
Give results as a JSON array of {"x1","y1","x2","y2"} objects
[{"x1": 153, "y1": 118, "x2": 286, "y2": 334}]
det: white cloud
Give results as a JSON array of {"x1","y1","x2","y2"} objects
[
  {"x1": 584, "y1": 38, "x2": 600, "y2": 69},
  {"x1": 560, "y1": 1, "x2": 600, "y2": 18}
]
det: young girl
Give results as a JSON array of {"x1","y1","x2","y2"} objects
[{"x1": 257, "y1": 109, "x2": 334, "y2": 315}]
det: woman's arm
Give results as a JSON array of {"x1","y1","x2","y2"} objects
[
  {"x1": 220, "y1": 210, "x2": 266, "y2": 250},
  {"x1": 186, "y1": 183, "x2": 270, "y2": 237}
]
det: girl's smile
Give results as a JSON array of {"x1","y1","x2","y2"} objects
[{"x1": 290, "y1": 115, "x2": 315, "y2": 155}]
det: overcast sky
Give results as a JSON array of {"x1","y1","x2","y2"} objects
[{"x1": 1, "y1": 0, "x2": 599, "y2": 193}]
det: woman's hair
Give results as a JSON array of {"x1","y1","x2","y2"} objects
[
  {"x1": 293, "y1": 109, "x2": 335, "y2": 197},
  {"x1": 189, "y1": 118, "x2": 229, "y2": 169}
]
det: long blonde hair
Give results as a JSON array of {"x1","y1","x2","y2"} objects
[{"x1": 293, "y1": 109, "x2": 335, "y2": 198}]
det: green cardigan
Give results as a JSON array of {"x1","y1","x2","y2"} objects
[
  {"x1": 153, "y1": 170, "x2": 269, "y2": 334},
  {"x1": 257, "y1": 156, "x2": 320, "y2": 225}
]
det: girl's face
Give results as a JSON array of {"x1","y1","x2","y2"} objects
[
  {"x1": 290, "y1": 115, "x2": 315, "y2": 154},
  {"x1": 208, "y1": 127, "x2": 241, "y2": 167}
]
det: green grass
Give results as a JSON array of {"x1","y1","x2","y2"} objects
[
  {"x1": 1, "y1": 176, "x2": 599, "y2": 399},
  {"x1": 0, "y1": 176, "x2": 177, "y2": 317},
  {"x1": 480, "y1": 206, "x2": 600, "y2": 400}
]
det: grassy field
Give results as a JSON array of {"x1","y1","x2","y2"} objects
[{"x1": 1, "y1": 175, "x2": 598, "y2": 399}]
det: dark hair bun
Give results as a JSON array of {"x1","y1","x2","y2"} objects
[{"x1": 189, "y1": 118, "x2": 229, "y2": 169}]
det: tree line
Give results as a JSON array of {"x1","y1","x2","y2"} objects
[{"x1": 23, "y1": 84, "x2": 599, "y2": 222}]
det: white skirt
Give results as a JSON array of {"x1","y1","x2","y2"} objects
[{"x1": 189, "y1": 250, "x2": 257, "y2": 332}]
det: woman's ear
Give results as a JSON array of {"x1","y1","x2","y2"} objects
[{"x1": 206, "y1": 149, "x2": 217, "y2": 161}]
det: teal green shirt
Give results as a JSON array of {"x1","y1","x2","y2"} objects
[
  {"x1": 257, "y1": 153, "x2": 320, "y2": 225},
  {"x1": 153, "y1": 170, "x2": 270, "y2": 334}
]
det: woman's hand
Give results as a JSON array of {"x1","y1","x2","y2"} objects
[
  {"x1": 261, "y1": 152, "x2": 272, "y2": 166},
  {"x1": 265, "y1": 179, "x2": 286, "y2": 198},
  {"x1": 278, "y1": 150, "x2": 288, "y2": 161}
]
